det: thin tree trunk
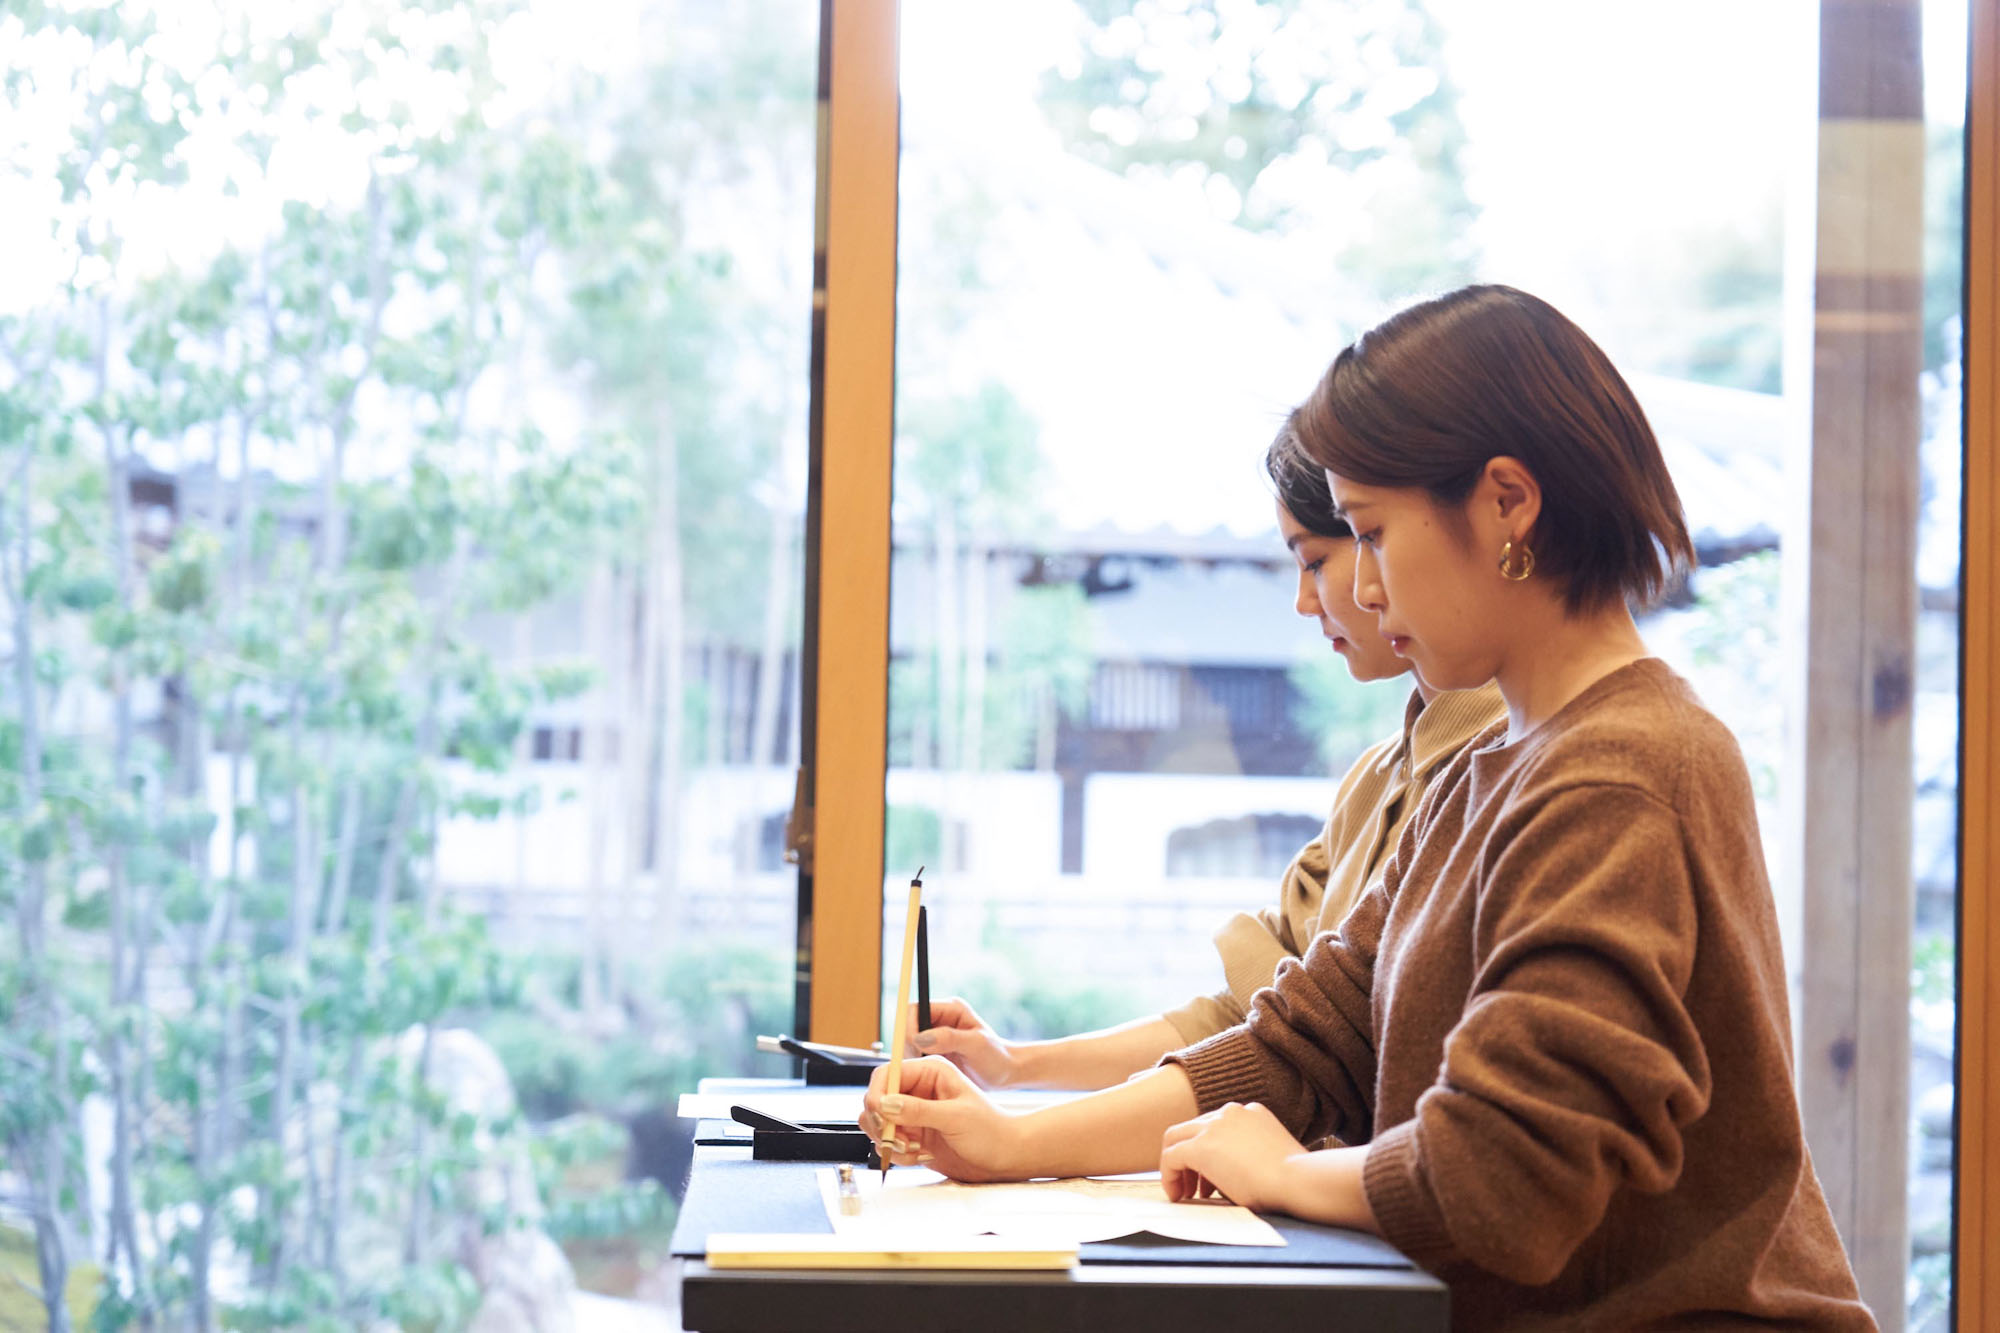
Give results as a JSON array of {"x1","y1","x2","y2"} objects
[
  {"x1": 1036, "y1": 681, "x2": 1058, "y2": 773},
  {"x1": 701, "y1": 645, "x2": 721, "y2": 768},
  {"x1": 192, "y1": 676, "x2": 242, "y2": 1331},
  {"x1": 259, "y1": 705, "x2": 316, "y2": 1291},
  {"x1": 188, "y1": 1063, "x2": 214, "y2": 1333},
  {"x1": 421, "y1": 800, "x2": 443, "y2": 928},
  {"x1": 39, "y1": 1039, "x2": 74, "y2": 1333},
  {"x1": 327, "y1": 692, "x2": 436, "y2": 1291},
  {"x1": 963, "y1": 542, "x2": 988, "y2": 772},
  {"x1": 214, "y1": 373, "x2": 266, "y2": 1183},
  {"x1": 933, "y1": 515, "x2": 961, "y2": 773},
  {"x1": 509, "y1": 612, "x2": 532, "y2": 940},
  {"x1": 610, "y1": 558, "x2": 641, "y2": 996},
  {"x1": 749, "y1": 508, "x2": 791, "y2": 771},
  {"x1": 327, "y1": 541, "x2": 462, "y2": 1290},
  {"x1": 654, "y1": 438, "x2": 686, "y2": 951},
  {"x1": 320, "y1": 776, "x2": 364, "y2": 936},
  {"x1": 95, "y1": 293, "x2": 151, "y2": 1316},
  {"x1": 291, "y1": 192, "x2": 382, "y2": 1286},
  {"x1": 957, "y1": 542, "x2": 989, "y2": 873},
  {"x1": 580, "y1": 562, "x2": 616, "y2": 1017},
  {"x1": 401, "y1": 1022, "x2": 438, "y2": 1266},
  {"x1": 9, "y1": 431, "x2": 72, "y2": 1333},
  {"x1": 625, "y1": 529, "x2": 661, "y2": 974}
]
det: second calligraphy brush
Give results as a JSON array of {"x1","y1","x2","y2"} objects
[{"x1": 917, "y1": 902, "x2": 931, "y2": 1033}]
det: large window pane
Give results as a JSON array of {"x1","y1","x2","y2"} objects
[
  {"x1": 891, "y1": 3, "x2": 1964, "y2": 1328},
  {"x1": 0, "y1": 1, "x2": 813, "y2": 1324}
]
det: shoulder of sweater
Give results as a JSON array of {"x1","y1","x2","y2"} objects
[{"x1": 1507, "y1": 662, "x2": 1747, "y2": 808}]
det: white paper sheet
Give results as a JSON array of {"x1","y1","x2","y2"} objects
[{"x1": 814, "y1": 1167, "x2": 1286, "y2": 1248}]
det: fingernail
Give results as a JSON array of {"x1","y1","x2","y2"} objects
[
  {"x1": 917, "y1": 1153, "x2": 935, "y2": 1164},
  {"x1": 881, "y1": 1094, "x2": 905, "y2": 1117},
  {"x1": 914, "y1": 1032, "x2": 936, "y2": 1048},
  {"x1": 881, "y1": 1137, "x2": 905, "y2": 1153}
]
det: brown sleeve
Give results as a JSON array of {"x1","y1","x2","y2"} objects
[
  {"x1": 1162, "y1": 869, "x2": 1387, "y2": 1148},
  {"x1": 1362, "y1": 784, "x2": 1710, "y2": 1286}
]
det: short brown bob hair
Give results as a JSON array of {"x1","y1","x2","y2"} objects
[{"x1": 1294, "y1": 284, "x2": 1694, "y2": 614}]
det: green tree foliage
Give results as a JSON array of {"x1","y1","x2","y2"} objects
[
  {"x1": 1039, "y1": 0, "x2": 1480, "y2": 296},
  {"x1": 0, "y1": 0, "x2": 811, "y2": 1325},
  {"x1": 1925, "y1": 122, "x2": 1965, "y2": 374},
  {"x1": 890, "y1": 382, "x2": 1096, "y2": 775},
  {"x1": 1680, "y1": 551, "x2": 1782, "y2": 800}
]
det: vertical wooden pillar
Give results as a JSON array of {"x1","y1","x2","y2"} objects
[
  {"x1": 1790, "y1": 3, "x2": 1925, "y2": 1325},
  {"x1": 1958, "y1": 1, "x2": 1999, "y2": 1326},
  {"x1": 804, "y1": 0, "x2": 899, "y2": 1047}
]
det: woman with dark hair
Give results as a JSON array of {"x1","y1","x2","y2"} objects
[
  {"x1": 863, "y1": 286, "x2": 1873, "y2": 1330},
  {"x1": 903, "y1": 427, "x2": 1502, "y2": 1092}
]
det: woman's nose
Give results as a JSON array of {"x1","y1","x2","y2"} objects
[
  {"x1": 1353, "y1": 556, "x2": 1384, "y2": 613},
  {"x1": 1295, "y1": 568, "x2": 1321, "y2": 617}
]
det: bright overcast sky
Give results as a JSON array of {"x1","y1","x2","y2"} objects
[
  {"x1": 895, "y1": 0, "x2": 1969, "y2": 539},
  {"x1": 902, "y1": 0, "x2": 1968, "y2": 306}
]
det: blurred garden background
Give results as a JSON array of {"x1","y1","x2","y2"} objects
[{"x1": 1, "y1": 0, "x2": 1967, "y2": 1328}]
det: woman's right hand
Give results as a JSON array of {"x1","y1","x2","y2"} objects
[
  {"x1": 861, "y1": 1055, "x2": 1027, "y2": 1182},
  {"x1": 905, "y1": 996, "x2": 1022, "y2": 1089}
]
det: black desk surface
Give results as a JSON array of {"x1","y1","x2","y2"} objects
[{"x1": 672, "y1": 1080, "x2": 1449, "y2": 1333}]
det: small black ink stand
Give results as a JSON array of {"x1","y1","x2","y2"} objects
[{"x1": 722, "y1": 1103, "x2": 878, "y2": 1166}]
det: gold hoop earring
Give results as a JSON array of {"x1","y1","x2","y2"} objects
[{"x1": 1498, "y1": 539, "x2": 1535, "y2": 581}]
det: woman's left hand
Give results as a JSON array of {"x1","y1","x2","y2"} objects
[{"x1": 1157, "y1": 1101, "x2": 1308, "y2": 1213}]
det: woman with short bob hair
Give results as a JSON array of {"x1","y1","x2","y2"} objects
[
  {"x1": 899, "y1": 426, "x2": 1503, "y2": 1093},
  {"x1": 1296, "y1": 282, "x2": 1691, "y2": 614},
  {"x1": 862, "y1": 285, "x2": 1874, "y2": 1330}
]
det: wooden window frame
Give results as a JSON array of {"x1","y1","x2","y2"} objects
[
  {"x1": 804, "y1": 2, "x2": 1999, "y2": 1325},
  {"x1": 803, "y1": 0, "x2": 898, "y2": 1049},
  {"x1": 1959, "y1": 3, "x2": 1998, "y2": 1328}
]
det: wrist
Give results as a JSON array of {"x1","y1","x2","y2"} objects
[
  {"x1": 1276, "y1": 1149, "x2": 1316, "y2": 1218},
  {"x1": 1000, "y1": 1038, "x2": 1048, "y2": 1089},
  {"x1": 997, "y1": 1107, "x2": 1043, "y2": 1177},
  {"x1": 1282, "y1": 1145, "x2": 1377, "y2": 1232}
]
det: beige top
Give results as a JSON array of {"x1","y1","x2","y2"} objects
[
  {"x1": 1168, "y1": 661, "x2": 1873, "y2": 1330},
  {"x1": 1161, "y1": 682, "x2": 1506, "y2": 1045}
]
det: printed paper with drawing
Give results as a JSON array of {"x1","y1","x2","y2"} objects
[{"x1": 815, "y1": 1167, "x2": 1286, "y2": 1248}]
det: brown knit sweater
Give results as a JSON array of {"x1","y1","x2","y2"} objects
[{"x1": 1167, "y1": 660, "x2": 1874, "y2": 1330}]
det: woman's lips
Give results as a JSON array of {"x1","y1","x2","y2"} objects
[{"x1": 1388, "y1": 636, "x2": 1411, "y2": 655}]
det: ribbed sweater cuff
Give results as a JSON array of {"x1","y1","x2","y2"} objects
[
  {"x1": 1362, "y1": 1119, "x2": 1459, "y2": 1273},
  {"x1": 1160, "y1": 1026, "x2": 1269, "y2": 1113}
]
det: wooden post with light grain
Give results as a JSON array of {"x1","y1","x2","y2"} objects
[{"x1": 1790, "y1": 4, "x2": 1924, "y2": 1326}]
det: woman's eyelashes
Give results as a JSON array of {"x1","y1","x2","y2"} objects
[{"x1": 1354, "y1": 527, "x2": 1382, "y2": 547}]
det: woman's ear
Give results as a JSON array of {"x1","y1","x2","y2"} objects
[{"x1": 1482, "y1": 455, "x2": 1542, "y2": 540}]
